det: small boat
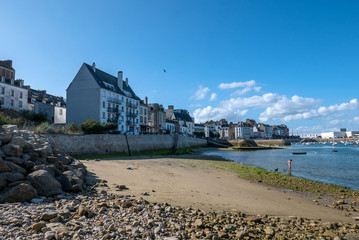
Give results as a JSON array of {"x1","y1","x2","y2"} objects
[
  {"x1": 292, "y1": 152, "x2": 307, "y2": 155},
  {"x1": 332, "y1": 149, "x2": 338, "y2": 152}
]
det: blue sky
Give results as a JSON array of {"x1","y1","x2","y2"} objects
[{"x1": 2, "y1": 0, "x2": 359, "y2": 133}]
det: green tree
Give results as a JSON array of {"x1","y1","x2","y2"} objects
[{"x1": 102, "y1": 122, "x2": 118, "y2": 133}]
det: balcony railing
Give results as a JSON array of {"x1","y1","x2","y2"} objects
[
  {"x1": 126, "y1": 102, "x2": 138, "y2": 108},
  {"x1": 126, "y1": 112, "x2": 138, "y2": 118},
  {"x1": 107, "y1": 107, "x2": 122, "y2": 114},
  {"x1": 107, "y1": 97, "x2": 123, "y2": 105},
  {"x1": 107, "y1": 118, "x2": 122, "y2": 124},
  {"x1": 126, "y1": 121, "x2": 136, "y2": 126}
]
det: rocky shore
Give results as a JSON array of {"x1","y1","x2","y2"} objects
[
  {"x1": 1, "y1": 187, "x2": 359, "y2": 240},
  {"x1": 0, "y1": 125, "x2": 86, "y2": 203},
  {"x1": 0, "y1": 126, "x2": 359, "y2": 239}
]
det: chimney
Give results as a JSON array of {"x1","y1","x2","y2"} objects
[
  {"x1": 118, "y1": 71, "x2": 123, "y2": 91},
  {"x1": 92, "y1": 62, "x2": 96, "y2": 72},
  {"x1": 18, "y1": 79, "x2": 24, "y2": 87},
  {"x1": 145, "y1": 96, "x2": 148, "y2": 105},
  {"x1": 126, "y1": 78, "x2": 128, "y2": 86},
  {"x1": 10, "y1": 79, "x2": 14, "y2": 85},
  {"x1": 168, "y1": 105, "x2": 174, "y2": 110},
  {"x1": 5, "y1": 60, "x2": 12, "y2": 68}
]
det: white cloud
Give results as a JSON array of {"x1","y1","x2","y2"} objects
[
  {"x1": 194, "y1": 106, "x2": 248, "y2": 123},
  {"x1": 218, "y1": 80, "x2": 256, "y2": 89},
  {"x1": 209, "y1": 93, "x2": 217, "y2": 101},
  {"x1": 259, "y1": 95, "x2": 321, "y2": 122},
  {"x1": 355, "y1": 116, "x2": 359, "y2": 122},
  {"x1": 254, "y1": 86, "x2": 262, "y2": 92},
  {"x1": 231, "y1": 87, "x2": 252, "y2": 96},
  {"x1": 261, "y1": 98, "x2": 359, "y2": 122},
  {"x1": 192, "y1": 85, "x2": 210, "y2": 100}
]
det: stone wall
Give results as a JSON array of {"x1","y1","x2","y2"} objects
[{"x1": 45, "y1": 134, "x2": 207, "y2": 157}]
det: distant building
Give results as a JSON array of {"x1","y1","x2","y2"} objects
[
  {"x1": 67, "y1": 62, "x2": 141, "y2": 134},
  {"x1": 139, "y1": 97, "x2": 150, "y2": 133},
  {"x1": 257, "y1": 123, "x2": 272, "y2": 139},
  {"x1": 321, "y1": 130, "x2": 359, "y2": 139},
  {"x1": 234, "y1": 122, "x2": 254, "y2": 140},
  {"x1": 28, "y1": 89, "x2": 66, "y2": 124},
  {"x1": 272, "y1": 124, "x2": 289, "y2": 138},
  {"x1": 166, "y1": 105, "x2": 194, "y2": 135},
  {"x1": 148, "y1": 103, "x2": 166, "y2": 133},
  {"x1": 0, "y1": 60, "x2": 28, "y2": 111},
  {"x1": 194, "y1": 123, "x2": 205, "y2": 136},
  {"x1": 219, "y1": 125, "x2": 230, "y2": 139},
  {"x1": 165, "y1": 119, "x2": 176, "y2": 134},
  {"x1": 300, "y1": 133, "x2": 321, "y2": 139}
]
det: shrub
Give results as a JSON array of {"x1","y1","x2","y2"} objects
[
  {"x1": 22, "y1": 111, "x2": 47, "y2": 122},
  {"x1": 80, "y1": 119, "x2": 105, "y2": 134},
  {"x1": 66, "y1": 122, "x2": 82, "y2": 134},
  {"x1": 102, "y1": 122, "x2": 118, "y2": 132},
  {"x1": 35, "y1": 122, "x2": 50, "y2": 134}
]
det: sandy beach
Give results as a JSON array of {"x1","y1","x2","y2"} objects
[{"x1": 82, "y1": 155, "x2": 358, "y2": 223}]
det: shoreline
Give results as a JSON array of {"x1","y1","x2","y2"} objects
[{"x1": 81, "y1": 153, "x2": 359, "y2": 223}]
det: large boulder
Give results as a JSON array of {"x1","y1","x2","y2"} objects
[
  {"x1": 5, "y1": 161, "x2": 26, "y2": 175},
  {"x1": 1, "y1": 144, "x2": 23, "y2": 157},
  {"x1": 0, "y1": 183, "x2": 37, "y2": 203},
  {"x1": 0, "y1": 174, "x2": 6, "y2": 191},
  {"x1": 58, "y1": 170, "x2": 83, "y2": 192},
  {"x1": 27, "y1": 170, "x2": 62, "y2": 196},
  {"x1": 1, "y1": 172, "x2": 25, "y2": 183}
]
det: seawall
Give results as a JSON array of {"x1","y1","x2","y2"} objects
[{"x1": 45, "y1": 134, "x2": 207, "y2": 157}]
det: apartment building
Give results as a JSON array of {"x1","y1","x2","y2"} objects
[
  {"x1": 148, "y1": 103, "x2": 166, "y2": 133},
  {"x1": 28, "y1": 89, "x2": 66, "y2": 124},
  {"x1": 67, "y1": 62, "x2": 141, "y2": 134},
  {"x1": 0, "y1": 60, "x2": 28, "y2": 111}
]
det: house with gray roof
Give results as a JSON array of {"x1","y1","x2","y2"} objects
[
  {"x1": 0, "y1": 60, "x2": 28, "y2": 111},
  {"x1": 67, "y1": 62, "x2": 141, "y2": 134},
  {"x1": 165, "y1": 105, "x2": 194, "y2": 135}
]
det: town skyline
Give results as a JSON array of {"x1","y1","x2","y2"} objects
[{"x1": 2, "y1": 1, "x2": 359, "y2": 134}]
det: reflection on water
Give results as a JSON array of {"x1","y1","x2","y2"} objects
[{"x1": 202, "y1": 143, "x2": 359, "y2": 190}]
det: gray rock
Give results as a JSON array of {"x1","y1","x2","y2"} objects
[
  {"x1": 2, "y1": 125, "x2": 18, "y2": 131},
  {"x1": 0, "y1": 134, "x2": 12, "y2": 146},
  {"x1": 5, "y1": 161, "x2": 27, "y2": 175},
  {"x1": 0, "y1": 174, "x2": 6, "y2": 190},
  {"x1": 5, "y1": 157, "x2": 24, "y2": 166},
  {"x1": 0, "y1": 159, "x2": 11, "y2": 172},
  {"x1": 57, "y1": 155, "x2": 72, "y2": 165},
  {"x1": 0, "y1": 183, "x2": 37, "y2": 203},
  {"x1": 27, "y1": 170, "x2": 63, "y2": 196},
  {"x1": 2, "y1": 172, "x2": 25, "y2": 182},
  {"x1": 58, "y1": 170, "x2": 83, "y2": 193},
  {"x1": 1, "y1": 144, "x2": 23, "y2": 157},
  {"x1": 9, "y1": 136, "x2": 26, "y2": 148}
]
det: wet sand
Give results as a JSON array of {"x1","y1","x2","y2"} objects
[{"x1": 82, "y1": 155, "x2": 357, "y2": 223}]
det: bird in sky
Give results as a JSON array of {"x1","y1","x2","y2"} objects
[{"x1": 163, "y1": 69, "x2": 166, "y2": 73}]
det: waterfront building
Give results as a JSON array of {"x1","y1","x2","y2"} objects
[
  {"x1": 257, "y1": 123, "x2": 272, "y2": 139},
  {"x1": 165, "y1": 119, "x2": 176, "y2": 134},
  {"x1": 28, "y1": 89, "x2": 66, "y2": 124},
  {"x1": 234, "y1": 122, "x2": 254, "y2": 140},
  {"x1": 148, "y1": 103, "x2": 166, "y2": 133},
  {"x1": 219, "y1": 124, "x2": 230, "y2": 139},
  {"x1": 272, "y1": 124, "x2": 289, "y2": 138},
  {"x1": 194, "y1": 123, "x2": 205, "y2": 136},
  {"x1": 67, "y1": 62, "x2": 141, "y2": 134},
  {"x1": 300, "y1": 133, "x2": 322, "y2": 139},
  {"x1": 139, "y1": 97, "x2": 150, "y2": 133},
  {"x1": 165, "y1": 105, "x2": 194, "y2": 135},
  {"x1": 0, "y1": 60, "x2": 28, "y2": 111}
]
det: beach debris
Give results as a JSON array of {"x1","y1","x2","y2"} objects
[{"x1": 127, "y1": 167, "x2": 133, "y2": 170}]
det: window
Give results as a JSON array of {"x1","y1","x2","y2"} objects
[
  {"x1": 20, "y1": 92, "x2": 23, "y2": 99},
  {"x1": 103, "y1": 101, "x2": 105, "y2": 108},
  {"x1": 19, "y1": 101, "x2": 22, "y2": 108},
  {"x1": 0, "y1": 97, "x2": 4, "y2": 104},
  {"x1": 10, "y1": 99, "x2": 14, "y2": 107},
  {"x1": 108, "y1": 102, "x2": 111, "y2": 108},
  {"x1": 102, "y1": 112, "x2": 105, "y2": 119},
  {"x1": 144, "y1": 109, "x2": 147, "y2": 115},
  {"x1": 11, "y1": 90, "x2": 14, "y2": 97},
  {"x1": 1, "y1": 87, "x2": 4, "y2": 94},
  {"x1": 59, "y1": 109, "x2": 63, "y2": 115}
]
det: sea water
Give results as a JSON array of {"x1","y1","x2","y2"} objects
[{"x1": 202, "y1": 143, "x2": 359, "y2": 190}]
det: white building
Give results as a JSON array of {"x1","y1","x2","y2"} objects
[
  {"x1": 165, "y1": 120, "x2": 176, "y2": 134},
  {"x1": 0, "y1": 60, "x2": 28, "y2": 111},
  {"x1": 300, "y1": 133, "x2": 321, "y2": 139},
  {"x1": 67, "y1": 62, "x2": 141, "y2": 134},
  {"x1": 234, "y1": 122, "x2": 254, "y2": 140},
  {"x1": 321, "y1": 132, "x2": 346, "y2": 139}
]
